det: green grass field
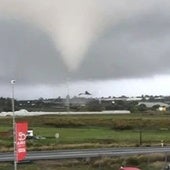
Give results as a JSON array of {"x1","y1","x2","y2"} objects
[
  {"x1": 0, "y1": 113, "x2": 170, "y2": 169},
  {"x1": 33, "y1": 126, "x2": 170, "y2": 144},
  {"x1": 0, "y1": 113, "x2": 169, "y2": 150}
]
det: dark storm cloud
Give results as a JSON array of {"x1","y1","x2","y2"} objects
[
  {"x1": 0, "y1": 19, "x2": 68, "y2": 85},
  {"x1": 72, "y1": 10, "x2": 170, "y2": 80},
  {"x1": 0, "y1": 0, "x2": 170, "y2": 88}
]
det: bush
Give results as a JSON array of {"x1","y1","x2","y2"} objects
[
  {"x1": 126, "y1": 157, "x2": 139, "y2": 166},
  {"x1": 112, "y1": 120, "x2": 133, "y2": 130}
]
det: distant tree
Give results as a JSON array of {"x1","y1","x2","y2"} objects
[
  {"x1": 0, "y1": 97, "x2": 19, "y2": 112},
  {"x1": 141, "y1": 95, "x2": 147, "y2": 101},
  {"x1": 148, "y1": 96, "x2": 155, "y2": 102},
  {"x1": 86, "y1": 99, "x2": 103, "y2": 111},
  {"x1": 38, "y1": 97, "x2": 44, "y2": 102},
  {"x1": 127, "y1": 101, "x2": 138, "y2": 113},
  {"x1": 138, "y1": 104, "x2": 147, "y2": 112},
  {"x1": 152, "y1": 104, "x2": 160, "y2": 111}
]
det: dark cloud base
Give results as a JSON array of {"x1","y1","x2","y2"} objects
[
  {"x1": 0, "y1": 9, "x2": 170, "y2": 87},
  {"x1": 72, "y1": 10, "x2": 170, "y2": 81},
  {"x1": 0, "y1": 19, "x2": 68, "y2": 85}
]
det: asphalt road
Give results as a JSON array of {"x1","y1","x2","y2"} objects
[{"x1": 0, "y1": 147, "x2": 170, "y2": 162}]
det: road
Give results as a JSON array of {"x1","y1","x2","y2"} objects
[{"x1": 0, "y1": 147, "x2": 170, "y2": 162}]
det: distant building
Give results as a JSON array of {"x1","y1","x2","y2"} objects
[
  {"x1": 158, "y1": 106, "x2": 167, "y2": 112},
  {"x1": 70, "y1": 97, "x2": 91, "y2": 107},
  {"x1": 102, "y1": 110, "x2": 131, "y2": 114},
  {"x1": 138, "y1": 102, "x2": 169, "y2": 109},
  {"x1": 101, "y1": 96, "x2": 142, "y2": 102},
  {"x1": 126, "y1": 97, "x2": 142, "y2": 101}
]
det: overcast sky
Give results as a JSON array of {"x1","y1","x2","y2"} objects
[{"x1": 0, "y1": 0, "x2": 170, "y2": 99}]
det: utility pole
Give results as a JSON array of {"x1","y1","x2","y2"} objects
[
  {"x1": 66, "y1": 78, "x2": 70, "y2": 112},
  {"x1": 11, "y1": 80, "x2": 17, "y2": 170}
]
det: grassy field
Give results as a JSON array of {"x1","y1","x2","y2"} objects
[
  {"x1": 0, "y1": 113, "x2": 170, "y2": 169},
  {"x1": 0, "y1": 113, "x2": 169, "y2": 151},
  {"x1": 33, "y1": 126, "x2": 170, "y2": 145}
]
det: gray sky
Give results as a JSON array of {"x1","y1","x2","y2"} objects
[{"x1": 0, "y1": 0, "x2": 170, "y2": 99}]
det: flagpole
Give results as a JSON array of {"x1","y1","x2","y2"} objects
[{"x1": 11, "y1": 80, "x2": 17, "y2": 170}]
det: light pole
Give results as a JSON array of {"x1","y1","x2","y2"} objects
[
  {"x1": 11, "y1": 80, "x2": 17, "y2": 170},
  {"x1": 66, "y1": 78, "x2": 70, "y2": 112}
]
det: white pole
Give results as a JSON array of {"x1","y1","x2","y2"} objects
[
  {"x1": 11, "y1": 80, "x2": 17, "y2": 170},
  {"x1": 66, "y1": 78, "x2": 70, "y2": 112}
]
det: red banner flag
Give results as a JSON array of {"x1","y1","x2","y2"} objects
[{"x1": 15, "y1": 122, "x2": 28, "y2": 162}]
